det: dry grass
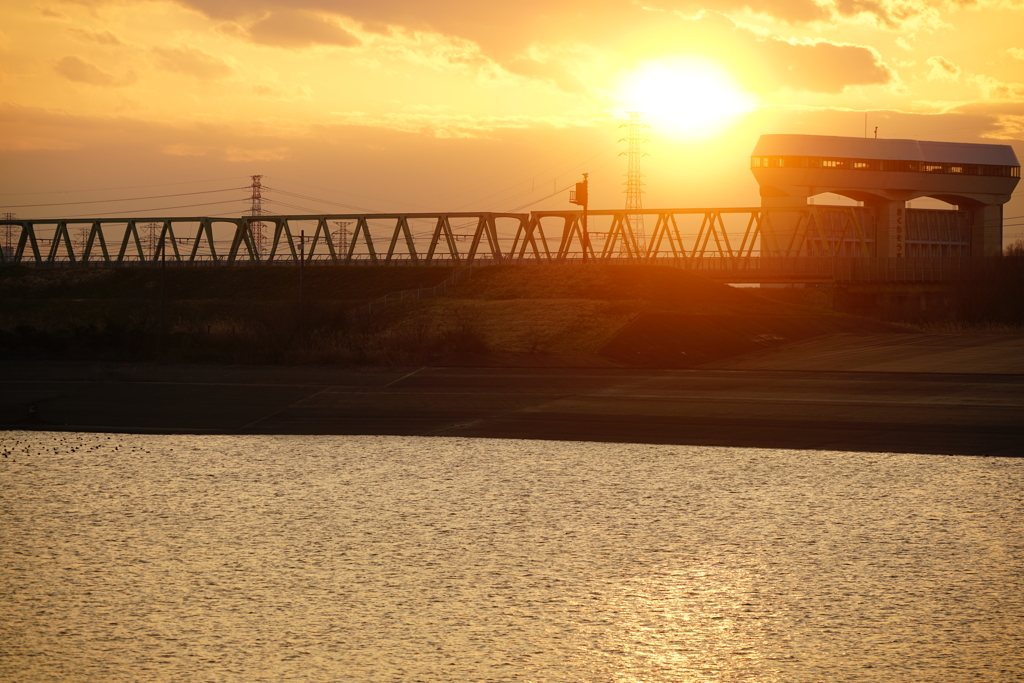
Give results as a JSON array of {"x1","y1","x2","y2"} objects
[
  {"x1": 15, "y1": 262, "x2": 1011, "y2": 367},
  {"x1": 408, "y1": 298, "x2": 642, "y2": 354}
]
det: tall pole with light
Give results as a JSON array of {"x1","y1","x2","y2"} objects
[
  {"x1": 157, "y1": 224, "x2": 166, "y2": 356},
  {"x1": 569, "y1": 173, "x2": 589, "y2": 261},
  {"x1": 299, "y1": 229, "x2": 305, "y2": 342}
]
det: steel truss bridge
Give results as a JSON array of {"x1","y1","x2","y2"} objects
[{"x1": 0, "y1": 206, "x2": 977, "y2": 283}]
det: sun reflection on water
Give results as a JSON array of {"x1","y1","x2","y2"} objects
[{"x1": 1, "y1": 433, "x2": 1022, "y2": 682}]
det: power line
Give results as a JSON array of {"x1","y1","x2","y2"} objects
[
  {"x1": 265, "y1": 178, "x2": 418, "y2": 210},
  {"x1": 3, "y1": 186, "x2": 249, "y2": 209},
  {"x1": 507, "y1": 183, "x2": 578, "y2": 212},
  {"x1": 0, "y1": 176, "x2": 252, "y2": 196},
  {"x1": 263, "y1": 187, "x2": 379, "y2": 213},
  {"x1": 505, "y1": 152, "x2": 624, "y2": 212},
  {"x1": 266, "y1": 200, "x2": 331, "y2": 214},
  {"x1": 454, "y1": 142, "x2": 621, "y2": 212},
  {"x1": 56, "y1": 199, "x2": 247, "y2": 218},
  {"x1": 429, "y1": 135, "x2": 615, "y2": 205}
]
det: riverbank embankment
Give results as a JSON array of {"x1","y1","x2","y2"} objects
[{"x1": 1, "y1": 264, "x2": 904, "y2": 367}]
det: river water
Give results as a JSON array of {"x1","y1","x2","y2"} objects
[{"x1": 2, "y1": 432, "x2": 1022, "y2": 682}]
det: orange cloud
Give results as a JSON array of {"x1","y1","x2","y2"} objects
[
  {"x1": 170, "y1": 0, "x2": 954, "y2": 58},
  {"x1": 67, "y1": 27, "x2": 123, "y2": 45},
  {"x1": 37, "y1": 5, "x2": 69, "y2": 20},
  {"x1": 0, "y1": 136, "x2": 80, "y2": 151},
  {"x1": 152, "y1": 45, "x2": 233, "y2": 79},
  {"x1": 162, "y1": 143, "x2": 215, "y2": 156},
  {"x1": 170, "y1": 1, "x2": 894, "y2": 94},
  {"x1": 926, "y1": 55, "x2": 960, "y2": 81},
  {"x1": 635, "y1": 13, "x2": 896, "y2": 95},
  {"x1": 327, "y1": 109, "x2": 586, "y2": 139},
  {"x1": 246, "y1": 10, "x2": 361, "y2": 48},
  {"x1": 972, "y1": 75, "x2": 1024, "y2": 101},
  {"x1": 54, "y1": 55, "x2": 136, "y2": 86},
  {"x1": 224, "y1": 146, "x2": 289, "y2": 161},
  {"x1": 754, "y1": 38, "x2": 894, "y2": 93}
]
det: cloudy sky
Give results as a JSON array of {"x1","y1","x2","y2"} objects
[{"x1": 1, "y1": 0, "x2": 1022, "y2": 238}]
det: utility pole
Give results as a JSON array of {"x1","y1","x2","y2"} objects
[
  {"x1": 569, "y1": 173, "x2": 589, "y2": 260},
  {"x1": 620, "y1": 112, "x2": 649, "y2": 254}
]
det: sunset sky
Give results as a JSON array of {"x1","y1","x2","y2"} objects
[{"x1": 1, "y1": 0, "x2": 1022, "y2": 240}]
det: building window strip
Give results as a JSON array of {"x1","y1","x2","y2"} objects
[{"x1": 751, "y1": 155, "x2": 1019, "y2": 177}]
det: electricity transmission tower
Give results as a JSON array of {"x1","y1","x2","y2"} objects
[
  {"x1": 145, "y1": 222, "x2": 160, "y2": 258},
  {"x1": 333, "y1": 221, "x2": 351, "y2": 254},
  {"x1": 2, "y1": 212, "x2": 16, "y2": 255},
  {"x1": 76, "y1": 224, "x2": 89, "y2": 253},
  {"x1": 620, "y1": 111, "x2": 649, "y2": 252},
  {"x1": 249, "y1": 175, "x2": 265, "y2": 255}
]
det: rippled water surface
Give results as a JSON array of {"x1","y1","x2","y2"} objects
[{"x1": 2, "y1": 432, "x2": 1022, "y2": 682}]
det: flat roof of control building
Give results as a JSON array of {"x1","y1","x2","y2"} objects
[{"x1": 752, "y1": 134, "x2": 1019, "y2": 167}]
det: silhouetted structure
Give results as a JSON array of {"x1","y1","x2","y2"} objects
[
  {"x1": 249, "y1": 175, "x2": 265, "y2": 255},
  {"x1": 621, "y1": 112, "x2": 649, "y2": 251},
  {"x1": 751, "y1": 134, "x2": 1020, "y2": 257}
]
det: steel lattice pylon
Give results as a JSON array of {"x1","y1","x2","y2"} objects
[
  {"x1": 249, "y1": 175, "x2": 265, "y2": 255},
  {"x1": 2, "y1": 212, "x2": 16, "y2": 255},
  {"x1": 620, "y1": 112, "x2": 649, "y2": 252}
]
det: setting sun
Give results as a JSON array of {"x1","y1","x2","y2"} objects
[{"x1": 617, "y1": 59, "x2": 757, "y2": 139}]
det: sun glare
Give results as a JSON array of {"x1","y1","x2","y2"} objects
[{"x1": 617, "y1": 59, "x2": 756, "y2": 139}]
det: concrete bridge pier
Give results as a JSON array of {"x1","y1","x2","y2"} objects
[
  {"x1": 866, "y1": 199, "x2": 905, "y2": 259},
  {"x1": 967, "y1": 203, "x2": 1004, "y2": 257}
]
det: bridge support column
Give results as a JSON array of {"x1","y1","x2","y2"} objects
[
  {"x1": 760, "y1": 196, "x2": 806, "y2": 255},
  {"x1": 966, "y1": 203, "x2": 1003, "y2": 256},
  {"x1": 868, "y1": 200, "x2": 906, "y2": 258}
]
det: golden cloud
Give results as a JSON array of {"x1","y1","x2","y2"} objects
[
  {"x1": 162, "y1": 143, "x2": 215, "y2": 156},
  {"x1": 972, "y1": 75, "x2": 1024, "y2": 101},
  {"x1": 224, "y1": 146, "x2": 289, "y2": 161},
  {"x1": 328, "y1": 110, "x2": 585, "y2": 138},
  {"x1": 152, "y1": 45, "x2": 234, "y2": 80},
  {"x1": 212, "y1": 9, "x2": 361, "y2": 49},
  {"x1": 67, "y1": 27, "x2": 123, "y2": 45},
  {"x1": 54, "y1": 55, "x2": 136, "y2": 87},
  {"x1": 926, "y1": 55, "x2": 961, "y2": 81},
  {"x1": 0, "y1": 136, "x2": 81, "y2": 152}
]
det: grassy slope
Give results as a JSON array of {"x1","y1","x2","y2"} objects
[
  {"x1": 0, "y1": 264, "x2": 455, "y2": 302},
  {"x1": 0, "y1": 264, "x2": 898, "y2": 366},
  {"x1": 388, "y1": 265, "x2": 893, "y2": 362}
]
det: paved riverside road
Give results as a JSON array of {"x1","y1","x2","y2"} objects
[{"x1": 2, "y1": 360, "x2": 1022, "y2": 456}]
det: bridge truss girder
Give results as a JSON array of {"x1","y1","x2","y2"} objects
[
  {"x1": 0, "y1": 206, "x2": 876, "y2": 266},
  {"x1": 516, "y1": 206, "x2": 872, "y2": 262}
]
